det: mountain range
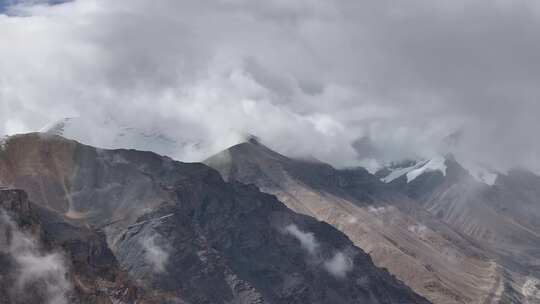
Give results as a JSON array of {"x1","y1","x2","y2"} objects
[
  {"x1": 206, "y1": 138, "x2": 540, "y2": 304},
  {"x1": 1, "y1": 118, "x2": 539, "y2": 304},
  {"x1": 0, "y1": 133, "x2": 429, "y2": 304}
]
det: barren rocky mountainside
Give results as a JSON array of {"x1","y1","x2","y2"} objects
[
  {"x1": 205, "y1": 139, "x2": 540, "y2": 304},
  {"x1": 378, "y1": 157, "x2": 540, "y2": 303},
  {"x1": 0, "y1": 133, "x2": 429, "y2": 304}
]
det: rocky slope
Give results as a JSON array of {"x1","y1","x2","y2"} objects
[
  {"x1": 0, "y1": 133, "x2": 429, "y2": 304},
  {"x1": 205, "y1": 139, "x2": 528, "y2": 304},
  {"x1": 379, "y1": 157, "x2": 540, "y2": 303}
]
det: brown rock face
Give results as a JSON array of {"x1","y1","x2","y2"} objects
[
  {"x1": 205, "y1": 141, "x2": 532, "y2": 304},
  {"x1": 0, "y1": 133, "x2": 430, "y2": 304},
  {"x1": 382, "y1": 159, "x2": 540, "y2": 303}
]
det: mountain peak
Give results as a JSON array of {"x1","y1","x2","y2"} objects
[
  {"x1": 245, "y1": 134, "x2": 261, "y2": 145},
  {"x1": 0, "y1": 133, "x2": 430, "y2": 304}
]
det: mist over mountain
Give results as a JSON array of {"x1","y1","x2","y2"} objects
[
  {"x1": 2, "y1": 0, "x2": 540, "y2": 303},
  {"x1": 0, "y1": 133, "x2": 430, "y2": 303},
  {"x1": 205, "y1": 138, "x2": 540, "y2": 304},
  {"x1": 2, "y1": 0, "x2": 540, "y2": 172}
]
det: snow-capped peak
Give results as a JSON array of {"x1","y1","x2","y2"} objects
[
  {"x1": 378, "y1": 154, "x2": 500, "y2": 186},
  {"x1": 406, "y1": 156, "x2": 447, "y2": 182},
  {"x1": 380, "y1": 156, "x2": 447, "y2": 183}
]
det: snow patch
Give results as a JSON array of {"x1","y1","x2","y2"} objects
[
  {"x1": 381, "y1": 155, "x2": 499, "y2": 186},
  {"x1": 381, "y1": 163, "x2": 420, "y2": 183},
  {"x1": 406, "y1": 156, "x2": 447, "y2": 182},
  {"x1": 380, "y1": 156, "x2": 447, "y2": 183}
]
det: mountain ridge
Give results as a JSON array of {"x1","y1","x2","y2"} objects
[
  {"x1": 206, "y1": 140, "x2": 532, "y2": 304},
  {"x1": 0, "y1": 133, "x2": 430, "y2": 304}
]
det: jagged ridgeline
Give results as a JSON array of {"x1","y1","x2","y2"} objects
[
  {"x1": 205, "y1": 139, "x2": 538, "y2": 304},
  {"x1": 0, "y1": 133, "x2": 429, "y2": 304}
]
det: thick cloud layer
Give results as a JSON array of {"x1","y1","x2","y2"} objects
[{"x1": 1, "y1": 0, "x2": 539, "y2": 171}]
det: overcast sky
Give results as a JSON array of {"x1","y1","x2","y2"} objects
[{"x1": 1, "y1": 0, "x2": 539, "y2": 171}]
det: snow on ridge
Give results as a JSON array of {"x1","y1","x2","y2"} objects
[
  {"x1": 381, "y1": 162, "x2": 422, "y2": 183},
  {"x1": 380, "y1": 156, "x2": 447, "y2": 184},
  {"x1": 380, "y1": 155, "x2": 499, "y2": 186},
  {"x1": 406, "y1": 156, "x2": 447, "y2": 183}
]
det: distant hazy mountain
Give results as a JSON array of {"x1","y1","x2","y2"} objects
[
  {"x1": 380, "y1": 156, "x2": 540, "y2": 270},
  {"x1": 206, "y1": 139, "x2": 540, "y2": 304},
  {"x1": 40, "y1": 117, "x2": 207, "y2": 161},
  {"x1": 0, "y1": 133, "x2": 429, "y2": 304}
]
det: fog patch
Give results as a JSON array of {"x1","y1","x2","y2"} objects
[
  {"x1": 4, "y1": 0, "x2": 540, "y2": 173},
  {"x1": 283, "y1": 224, "x2": 319, "y2": 255},
  {"x1": 323, "y1": 251, "x2": 353, "y2": 279},
  {"x1": 140, "y1": 234, "x2": 169, "y2": 273},
  {"x1": 0, "y1": 211, "x2": 72, "y2": 304},
  {"x1": 282, "y1": 224, "x2": 353, "y2": 278}
]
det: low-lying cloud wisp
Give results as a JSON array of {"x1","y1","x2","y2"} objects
[
  {"x1": 0, "y1": 211, "x2": 72, "y2": 304},
  {"x1": 140, "y1": 234, "x2": 169, "y2": 273},
  {"x1": 283, "y1": 224, "x2": 353, "y2": 278}
]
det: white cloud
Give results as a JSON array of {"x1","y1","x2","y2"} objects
[
  {"x1": 283, "y1": 224, "x2": 319, "y2": 255},
  {"x1": 0, "y1": 211, "x2": 71, "y2": 304},
  {"x1": 283, "y1": 224, "x2": 354, "y2": 278},
  {"x1": 323, "y1": 251, "x2": 353, "y2": 279},
  {"x1": 1, "y1": 0, "x2": 540, "y2": 171}
]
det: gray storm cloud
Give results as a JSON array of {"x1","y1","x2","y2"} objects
[{"x1": 1, "y1": 0, "x2": 540, "y2": 171}]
